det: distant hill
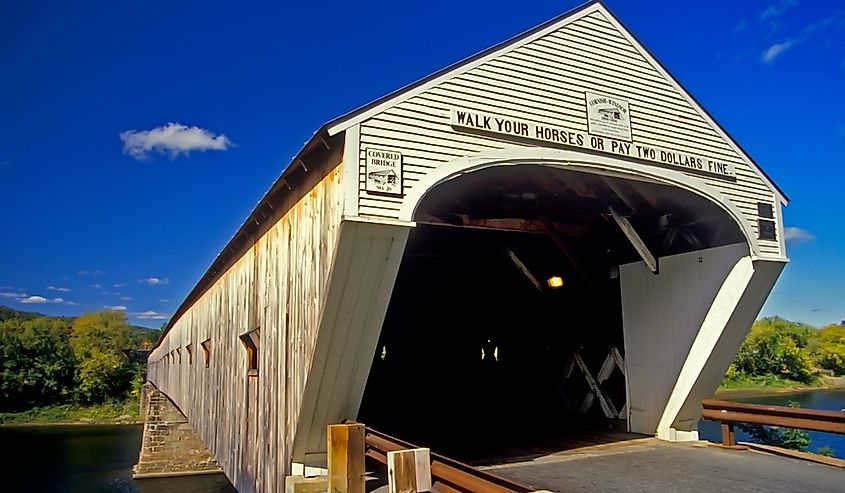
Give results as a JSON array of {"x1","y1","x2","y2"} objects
[
  {"x1": 0, "y1": 305, "x2": 71, "y2": 322},
  {"x1": 0, "y1": 305, "x2": 161, "y2": 348}
]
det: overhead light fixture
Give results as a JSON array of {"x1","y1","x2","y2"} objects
[{"x1": 547, "y1": 276, "x2": 564, "y2": 288}]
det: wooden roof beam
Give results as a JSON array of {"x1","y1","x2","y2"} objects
[
  {"x1": 416, "y1": 216, "x2": 549, "y2": 234},
  {"x1": 610, "y1": 208, "x2": 659, "y2": 274},
  {"x1": 505, "y1": 249, "x2": 543, "y2": 292},
  {"x1": 602, "y1": 177, "x2": 637, "y2": 214}
]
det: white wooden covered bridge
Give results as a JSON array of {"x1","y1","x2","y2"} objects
[{"x1": 146, "y1": 2, "x2": 788, "y2": 491}]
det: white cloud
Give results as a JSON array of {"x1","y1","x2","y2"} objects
[
  {"x1": 77, "y1": 270, "x2": 104, "y2": 276},
  {"x1": 784, "y1": 226, "x2": 815, "y2": 243},
  {"x1": 134, "y1": 310, "x2": 171, "y2": 320},
  {"x1": 121, "y1": 296, "x2": 132, "y2": 301},
  {"x1": 141, "y1": 277, "x2": 170, "y2": 286},
  {"x1": 20, "y1": 295, "x2": 49, "y2": 304},
  {"x1": 761, "y1": 40, "x2": 795, "y2": 63},
  {"x1": 120, "y1": 123, "x2": 232, "y2": 160},
  {"x1": 114, "y1": 283, "x2": 126, "y2": 288},
  {"x1": 19, "y1": 295, "x2": 70, "y2": 304},
  {"x1": 47, "y1": 286, "x2": 71, "y2": 292},
  {"x1": 105, "y1": 305, "x2": 128, "y2": 311},
  {"x1": 758, "y1": 12, "x2": 844, "y2": 65},
  {"x1": 160, "y1": 298, "x2": 170, "y2": 303},
  {"x1": 761, "y1": 0, "x2": 798, "y2": 21},
  {"x1": 90, "y1": 283, "x2": 103, "y2": 289},
  {"x1": 0, "y1": 291, "x2": 24, "y2": 298}
]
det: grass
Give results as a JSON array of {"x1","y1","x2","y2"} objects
[
  {"x1": 0, "y1": 398, "x2": 140, "y2": 425},
  {"x1": 718, "y1": 373, "x2": 824, "y2": 392}
]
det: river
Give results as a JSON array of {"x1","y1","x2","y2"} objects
[
  {"x1": 698, "y1": 388, "x2": 845, "y2": 458},
  {"x1": 2, "y1": 390, "x2": 842, "y2": 492},
  {"x1": 0, "y1": 424, "x2": 235, "y2": 493}
]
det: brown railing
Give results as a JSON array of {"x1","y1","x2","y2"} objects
[
  {"x1": 364, "y1": 426, "x2": 535, "y2": 493},
  {"x1": 702, "y1": 398, "x2": 845, "y2": 447}
]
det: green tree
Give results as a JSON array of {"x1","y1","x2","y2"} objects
[
  {"x1": 0, "y1": 317, "x2": 75, "y2": 410},
  {"x1": 75, "y1": 348, "x2": 134, "y2": 403},
  {"x1": 70, "y1": 311, "x2": 130, "y2": 358},
  {"x1": 0, "y1": 306, "x2": 150, "y2": 411},
  {"x1": 810, "y1": 324, "x2": 845, "y2": 375},
  {"x1": 70, "y1": 311, "x2": 135, "y2": 403},
  {"x1": 732, "y1": 318, "x2": 815, "y2": 383}
]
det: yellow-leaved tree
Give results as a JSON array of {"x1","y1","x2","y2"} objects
[{"x1": 70, "y1": 311, "x2": 134, "y2": 403}]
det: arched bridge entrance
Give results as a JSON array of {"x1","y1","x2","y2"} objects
[{"x1": 358, "y1": 162, "x2": 756, "y2": 459}]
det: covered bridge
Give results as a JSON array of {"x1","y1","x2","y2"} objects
[{"x1": 146, "y1": 2, "x2": 788, "y2": 491}]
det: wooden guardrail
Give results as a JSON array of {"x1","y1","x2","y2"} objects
[
  {"x1": 363, "y1": 426, "x2": 535, "y2": 493},
  {"x1": 321, "y1": 422, "x2": 536, "y2": 493},
  {"x1": 702, "y1": 399, "x2": 845, "y2": 447}
]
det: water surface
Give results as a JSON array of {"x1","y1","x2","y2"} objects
[
  {"x1": 698, "y1": 388, "x2": 845, "y2": 458},
  {"x1": 0, "y1": 424, "x2": 235, "y2": 493}
]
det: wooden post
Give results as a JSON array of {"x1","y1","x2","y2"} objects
[
  {"x1": 721, "y1": 422, "x2": 736, "y2": 447},
  {"x1": 327, "y1": 423, "x2": 365, "y2": 493},
  {"x1": 387, "y1": 448, "x2": 432, "y2": 493}
]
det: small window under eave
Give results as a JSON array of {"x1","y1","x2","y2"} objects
[
  {"x1": 240, "y1": 328, "x2": 260, "y2": 377},
  {"x1": 201, "y1": 339, "x2": 211, "y2": 368}
]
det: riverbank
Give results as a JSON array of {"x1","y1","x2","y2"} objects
[
  {"x1": 0, "y1": 398, "x2": 140, "y2": 425},
  {"x1": 716, "y1": 375, "x2": 845, "y2": 399}
]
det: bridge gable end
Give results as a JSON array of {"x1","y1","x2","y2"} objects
[{"x1": 336, "y1": 2, "x2": 784, "y2": 259}]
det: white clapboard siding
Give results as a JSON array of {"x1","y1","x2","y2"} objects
[
  {"x1": 356, "y1": 8, "x2": 782, "y2": 258},
  {"x1": 146, "y1": 164, "x2": 345, "y2": 493}
]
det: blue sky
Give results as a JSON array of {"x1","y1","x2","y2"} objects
[{"x1": 1, "y1": 0, "x2": 843, "y2": 327}]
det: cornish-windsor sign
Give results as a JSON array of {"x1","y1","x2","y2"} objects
[
  {"x1": 586, "y1": 92, "x2": 632, "y2": 141},
  {"x1": 450, "y1": 108, "x2": 736, "y2": 179}
]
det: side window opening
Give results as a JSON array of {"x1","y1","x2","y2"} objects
[
  {"x1": 201, "y1": 339, "x2": 211, "y2": 368},
  {"x1": 240, "y1": 328, "x2": 260, "y2": 377}
]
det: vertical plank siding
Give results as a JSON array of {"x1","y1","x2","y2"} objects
[
  {"x1": 356, "y1": 9, "x2": 783, "y2": 258},
  {"x1": 147, "y1": 163, "x2": 345, "y2": 493}
]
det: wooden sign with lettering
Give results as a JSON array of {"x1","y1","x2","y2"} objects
[
  {"x1": 366, "y1": 148, "x2": 403, "y2": 195},
  {"x1": 450, "y1": 108, "x2": 736, "y2": 178}
]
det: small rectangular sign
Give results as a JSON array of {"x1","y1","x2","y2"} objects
[
  {"x1": 586, "y1": 92, "x2": 632, "y2": 141},
  {"x1": 365, "y1": 148, "x2": 403, "y2": 195}
]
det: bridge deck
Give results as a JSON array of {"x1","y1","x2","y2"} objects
[{"x1": 484, "y1": 439, "x2": 843, "y2": 493}]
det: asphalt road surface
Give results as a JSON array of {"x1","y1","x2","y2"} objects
[{"x1": 487, "y1": 439, "x2": 844, "y2": 493}]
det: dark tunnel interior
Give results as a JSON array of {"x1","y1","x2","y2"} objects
[{"x1": 357, "y1": 166, "x2": 745, "y2": 462}]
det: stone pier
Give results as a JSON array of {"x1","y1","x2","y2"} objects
[{"x1": 133, "y1": 382, "x2": 223, "y2": 479}]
